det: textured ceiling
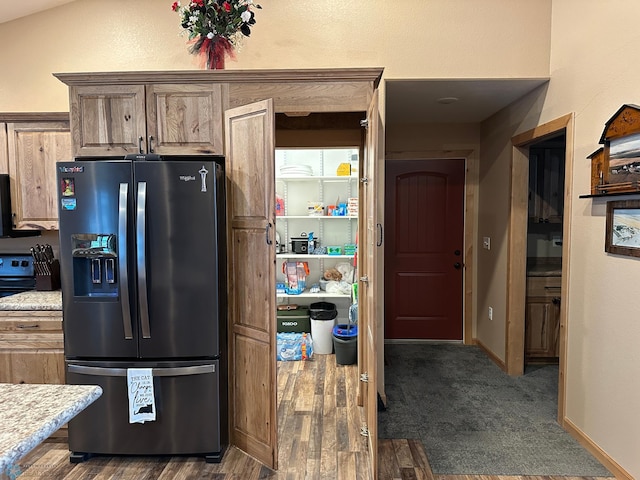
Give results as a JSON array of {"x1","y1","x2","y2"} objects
[{"x1": 385, "y1": 78, "x2": 549, "y2": 124}]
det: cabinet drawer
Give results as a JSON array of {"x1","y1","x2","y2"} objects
[
  {"x1": 0, "y1": 332, "x2": 64, "y2": 349},
  {"x1": 0, "y1": 311, "x2": 62, "y2": 332},
  {"x1": 526, "y1": 276, "x2": 561, "y2": 297},
  {"x1": 0, "y1": 310, "x2": 65, "y2": 386}
]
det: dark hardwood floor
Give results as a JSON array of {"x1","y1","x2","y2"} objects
[
  {"x1": 14, "y1": 355, "x2": 370, "y2": 479},
  {"x1": 13, "y1": 355, "x2": 615, "y2": 479}
]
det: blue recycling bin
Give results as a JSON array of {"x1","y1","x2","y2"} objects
[{"x1": 332, "y1": 324, "x2": 358, "y2": 365}]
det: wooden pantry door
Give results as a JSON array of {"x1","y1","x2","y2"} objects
[
  {"x1": 360, "y1": 91, "x2": 380, "y2": 479},
  {"x1": 225, "y1": 99, "x2": 278, "y2": 469}
]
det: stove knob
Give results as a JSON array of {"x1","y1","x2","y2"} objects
[
  {"x1": 11, "y1": 260, "x2": 19, "y2": 267},
  {"x1": 21, "y1": 260, "x2": 29, "y2": 267}
]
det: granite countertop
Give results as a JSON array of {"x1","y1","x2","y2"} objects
[
  {"x1": 0, "y1": 291, "x2": 62, "y2": 311},
  {"x1": 0, "y1": 383, "x2": 102, "y2": 476},
  {"x1": 527, "y1": 264, "x2": 562, "y2": 277}
]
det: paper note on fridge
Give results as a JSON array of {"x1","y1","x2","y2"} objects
[{"x1": 127, "y1": 368, "x2": 157, "y2": 424}]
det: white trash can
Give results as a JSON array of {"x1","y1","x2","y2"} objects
[
  {"x1": 311, "y1": 317, "x2": 337, "y2": 354},
  {"x1": 309, "y1": 301, "x2": 338, "y2": 354}
]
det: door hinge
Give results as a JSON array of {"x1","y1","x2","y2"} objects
[
  {"x1": 360, "y1": 373, "x2": 369, "y2": 383},
  {"x1": 360, "y1": 119, "x2": 369, "y2": 129},
  {"x1": 360, "y1": 425, "x2": 370, "y2": 437},
  {"x1": 360, "y1": 176, "x2": 369, "y2": 184}
]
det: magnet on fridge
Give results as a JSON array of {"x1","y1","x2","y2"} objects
[
  {"x1": 61, "y1": 198, "x2": 77, "y2": 211},
  {"x1": 61, "y1": 178, "x2": 75, "y2": 196}
]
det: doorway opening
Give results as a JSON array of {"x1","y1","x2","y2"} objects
[
  {"x1": 507, "y1": 113, "x2": 574, "y2": 425},
  {"x1": 524, "y1": 134, "x2": 565, "y2": 366}
]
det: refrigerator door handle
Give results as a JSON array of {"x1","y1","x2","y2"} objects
[
  {"x1": 137, "y1": 181, "x2": 152, "y2": 339},
  {"x1": 118, "y1": 183, "x2": 134, "y2": 340},
  {"x1": 67, "y1": 364, "x2": 215, "y2": 377}
]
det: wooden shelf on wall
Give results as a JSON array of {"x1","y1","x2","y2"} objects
[
  {"x1": 587, "y1": 105, "x2": 640, "y2": 198},
  {"x1": 579, "y1": 190, "x2": 640, "y2": 199}
]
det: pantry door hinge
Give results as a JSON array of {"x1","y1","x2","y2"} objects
[
  {"x1": 360, "y1": 373, "x2": 369, "y2": 383},
  {"x1": 360, "y1": 176, "x2": 369, "y2": 184},
  {"x1": 360, "y1": 425, "x2": 370, "y2": 437},
  {"x1": 360, "y1": 118, "x2": 369, "y2": 129}
]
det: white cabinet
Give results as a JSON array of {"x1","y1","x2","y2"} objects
[{"x1": 275, "y1": 148, "x2": 358, "y2": 309}]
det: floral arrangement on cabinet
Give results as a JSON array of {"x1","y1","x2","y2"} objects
[{"x1": 172, "y1": 0, "x2": 261, "y2": 69}]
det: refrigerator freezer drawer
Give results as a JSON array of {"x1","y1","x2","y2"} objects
[{"x1": 66, "y1": 361, "x2": 226, "y2": 460}]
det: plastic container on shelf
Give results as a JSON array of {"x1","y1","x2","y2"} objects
[{"x1": 275, "y1": 194, "x2": 285, "y2": 216}]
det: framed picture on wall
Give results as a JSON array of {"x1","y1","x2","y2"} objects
[{"x1": 605, "y1": 199, "x2": 640, "y2": 257}]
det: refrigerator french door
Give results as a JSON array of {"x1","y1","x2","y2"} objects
[{"x1": 57, "y1": 156, "x2": 227, "y2": 462}]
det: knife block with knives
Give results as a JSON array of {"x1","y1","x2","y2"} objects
[{"x1": 31, "y1": 244, "x2": 61, "y2": 291}]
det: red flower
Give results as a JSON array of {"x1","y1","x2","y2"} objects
[
  {"x1": 171, "y1": 1, "x2": 180, "y2": 11},
  {"x1": 192, "y1": 0, "x2": 204, "y2": 6},
  {"x1": 223, "y1": 1, "x2": 231, "y2": 12}
]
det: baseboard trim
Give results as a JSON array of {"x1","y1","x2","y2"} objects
[
  {"x1": 563, "y1": 417, "x2": 632, "y2": 479},
  {"x1": 384, "y1": 339, "x2": 463, "y2": 344},
  {"x1": 474, "y1": 339, "x2": 507, "y2": 372}
]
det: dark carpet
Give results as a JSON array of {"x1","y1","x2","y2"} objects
[{"x1": 378, "y1": 343, "x2": 612, "y2": 476}]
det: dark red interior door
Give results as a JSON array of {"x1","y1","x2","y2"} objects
[{"x1": 384, "y1": 159, "x2": 465, "y2": 340}]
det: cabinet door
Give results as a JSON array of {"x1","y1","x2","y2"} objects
[
  {"x1": 0, "y1": 122, "x2": 8, "y2": 173},
  {"x1": 528, "y1": 147, "x2": 565, "y2": 223},
  {"x1": 525, "y1": 298, "x2": 560, "y2": 358},
  {"x1": 7, "y1": 122, "x2": 72, "y2": 230},
  {"x1": 70, "y1": 84, "x2": 146, "y2": 157},
  {"x1": 225, "y1": 99, "x2": 277, "y2": 469},
  {"x1": 0, "y1": 311, "x2": 64, "y2": 384},
  {"x1": 361, "y1": 91, "x2": 380, "y2": 479},
  {"x1": 146, "y1": 84, "x2": 224, "y2": 155}
]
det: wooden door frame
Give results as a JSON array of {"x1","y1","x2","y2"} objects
[
  {"x1": 506, "y1": 113, "x2": 574, "y2": 425},
  {"x1": 385, "y1": 150, "x2": 476, "y2": 344}
]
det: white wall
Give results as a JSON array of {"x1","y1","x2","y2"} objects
[
  {"x1": 0, "y1": 0, "x2": 551, "y2": 111},
  {"x1": 479, "y1": 1, "x2": 640, "y2": 477}
]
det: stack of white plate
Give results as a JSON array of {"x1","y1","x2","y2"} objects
[{"x1": 279, "y1": 165, "x2": 313, "y2": 177}]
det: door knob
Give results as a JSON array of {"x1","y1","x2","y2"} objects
[{"x1": 454, "y1": 262, "x2": 462, "y2": 269}]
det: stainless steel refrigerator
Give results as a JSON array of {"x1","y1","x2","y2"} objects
[{"x1": 57, "y1": 155, "x2": 227, "y2": 463}]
